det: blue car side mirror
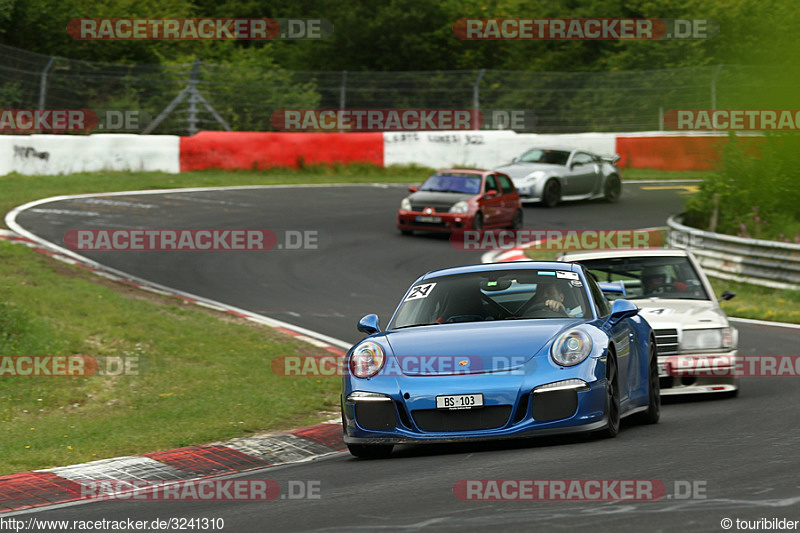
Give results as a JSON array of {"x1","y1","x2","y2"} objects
[
  {"x1": 357, "y1": 314, "x2": 381, "y2": 335},
  {"x1": 605, "y1": 300, "x2": 639, "y2": 327}
]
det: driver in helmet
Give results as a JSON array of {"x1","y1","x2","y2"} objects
[
  {"x1": 642, "y1": 265, "x2": 687, "y2": 295},
  {"x1": 642, "y1": 266, "x2": 669, "y2": 295}
]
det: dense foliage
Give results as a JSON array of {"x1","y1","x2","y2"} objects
[
  {"x1": 0, "y1": 0, "x2": 796, "y2": 72},
  {"x1": 684, "y1": 134, "x2": 800, "y2": 242}
]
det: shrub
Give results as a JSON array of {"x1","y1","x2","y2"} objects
[{"x1": 684, "y1": 133, "x2": 800, "y2": 243}]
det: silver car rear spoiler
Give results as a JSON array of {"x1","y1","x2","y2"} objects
[{"x1": 600, "y1": 154, "x2": 621, "y2": 165}]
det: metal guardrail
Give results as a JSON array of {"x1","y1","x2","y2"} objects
[{"x1": 667, "y1": 215, "x2": 800, "y2": 290}]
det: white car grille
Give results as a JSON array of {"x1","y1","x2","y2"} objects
[{"x1": 654, "y1": 328, "x2": 679, "y2": 355}]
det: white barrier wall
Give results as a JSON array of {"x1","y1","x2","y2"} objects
[
  {"x1": 383, "y1": 131, "x2": 618, "y2": 169},
  {"x1": 0, "y1": 134, "x2": 180, "y2": 175}
]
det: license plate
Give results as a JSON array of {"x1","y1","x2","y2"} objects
[
  {"x1": 436, "y1": 393, "x2": 483, "y2": 410},
  {"x1": 416, "y1": 215, "x2": 441, "y2": 223},
  {"x1": 658, "y1": 363, "x2": 668, "y2": 378}
]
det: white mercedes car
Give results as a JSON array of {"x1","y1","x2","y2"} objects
[{"x1": 559, "y1": 249, "x2": 739, "y2": 396}]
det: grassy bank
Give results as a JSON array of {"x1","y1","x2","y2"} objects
[
  {"x1": 708, "y1": 278, "x2": 800, "y2": 324},
  {"x1": 619, "y1": 168, "x2": 708, "y2": 180},
  {"x1": 0, "y1": 239, "x2": 341, "y2": 475}
]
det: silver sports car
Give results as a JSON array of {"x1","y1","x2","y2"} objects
[{"x1": 494, "y1": 147, "x2": 622, "y2": 207}]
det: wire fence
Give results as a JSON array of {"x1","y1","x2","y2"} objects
[{"x1": 0, "y1": 43, "x2": 784, "y2": 135}]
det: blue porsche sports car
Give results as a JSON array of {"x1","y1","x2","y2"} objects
[{"x1": 341, "y1": 261, "x2": 659, "y2": 458}]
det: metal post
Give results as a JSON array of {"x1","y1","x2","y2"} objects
[
  {"x1": 144, "y1": 58, "x2": 230, "y2": 135},
  {"x1": 340, "y1": 70, "x2": 347, "y2": 111},
  {"x1": 473, "y1": 69, "x2": 485, "y2": 130},
  {"x1": 38, "y1": 57, "x2": 56, "y2": 110},
  {"x1": 339, "y1": 70, "x2": 347, "y2": 132},
  {"x1": 710, "y1": 64, "x2": 722, "y2": 110},
  {"x1": 186, "y1": 59, "x2": 202, "y2": 136}
]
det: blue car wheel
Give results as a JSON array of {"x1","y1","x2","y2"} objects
[
  {"x1": 598, "y1": 351, "x2": 620, "y2": 438},
  {"x1": 632, "y1": 341, "x2": 660, "y2": 425}
]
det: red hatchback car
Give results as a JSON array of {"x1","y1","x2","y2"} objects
[{"x1": 397, "y1": 169, "x2": 523, "y2": 235}]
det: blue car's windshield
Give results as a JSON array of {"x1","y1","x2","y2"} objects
[
  {"x1": 390, "y1": 269, "x2": 591, "y2": 329},
  {"x1": 419, "y1": 174, "x2": 481, "y2": 194}
]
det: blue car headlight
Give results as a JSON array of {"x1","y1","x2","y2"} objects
[
  {"x1": 551, "y1": 329, "x2": 593, "y2": 366},
  {"x1": 349, "y1": 341, "x2": 386, "y2": 378}
]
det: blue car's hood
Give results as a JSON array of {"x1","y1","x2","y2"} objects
[{"x1": 380, "y1": 319, "x2": 578, "y2": 376}]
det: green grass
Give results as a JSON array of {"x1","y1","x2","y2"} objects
[
  {"x1": 621, "y1": 168, "x2": 709, "y2": 181},
  {"x1": 0, "y1": 239, "x2": 341, "y2": 475},
  {"x1": 709, "y1": 278, "x2": 800, "y2": 324}
]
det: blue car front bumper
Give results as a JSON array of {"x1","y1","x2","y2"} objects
[{"x1": 342, "y1": 356, "x2": 610, "y2": 445}]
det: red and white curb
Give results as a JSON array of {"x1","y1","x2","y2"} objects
[
  {"x1": 0, "y1": 421, "x2": 346, "y2": 515},
  {"x1": 482, "y1": 247, "x2": 529, "y2": 263}
]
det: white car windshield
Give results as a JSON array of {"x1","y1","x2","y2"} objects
[{"x1": 578, "y1": 256, "x2": 709, "y2": 300}]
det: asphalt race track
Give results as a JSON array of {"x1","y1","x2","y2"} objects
[
  {"x1": 15, "y1": 182, "x2": 699, "y2": 345},
  {"x1": 10, "y1": 182, "x2": 800, "y2": 531}
]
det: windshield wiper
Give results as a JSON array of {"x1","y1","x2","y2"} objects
[{"x1": 393, "y1": 322, "x2": 442, "y2": 329}]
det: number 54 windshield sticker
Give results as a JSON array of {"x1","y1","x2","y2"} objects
[{"x1": 405, "y1": 283, "x2": 437, "y2": 301}]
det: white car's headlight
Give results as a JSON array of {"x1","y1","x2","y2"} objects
[
  {"x1": 681, "y1": 327, "x2": 733, "y2": 351},
  {"x1": 349, "y1": 341, "x2": 386, "y2": 378},
  {"x1": 551, "y1": 330, "x2": 593, "y2": 366},
  {"x1": 450, "y1": 200, "x2": 469, "y2": 213},
  {"x1": 400, "y1": 198, "x2": 411, "y2": 211}
]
